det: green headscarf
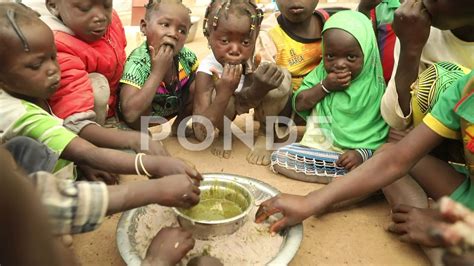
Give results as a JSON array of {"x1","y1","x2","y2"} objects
[{"x1": 293, "y1": 10, "x2": 388, "y2": 150}]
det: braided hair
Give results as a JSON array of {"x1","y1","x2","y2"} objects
[
  {"x1": 202, "y1": 0, "x2": 263, "y2": 38},
  {"x1": 0, "y1": 2, "x2": 40, "y2": 54},
  {"x1": 144, "y1": 0, "x2": 191, "y2": 21}
]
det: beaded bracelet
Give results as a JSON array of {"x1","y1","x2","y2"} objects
[{"x1": 320, "y1": 80, "x2": 331, "y2": 94}]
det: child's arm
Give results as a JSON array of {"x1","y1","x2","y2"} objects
[
  {"x1": 193, "y1": 65, "x2": 242, "y2": 141},
  {"x1": 61, "y1": 136, "x2": 200, "y2": 179},
  {"x1": 107, "y1": 174, "x2": 200, "y2": 214},
  {"x1": 79, "y1": 124, "x2": 168, "y2": 156},
  {"x1": 256, "y1": 123, "x2": 443, "y2": 232},
  {"x1": 358, "y1": 0, "x2": 381, "y2": 17},
  {"x1": 392, "y1": 0, "x2": 431, "y2": 115},
  {"x1": 120, "y1": 45, "x2": 174, "y2": 128},
  {"x1": 295, "y1": 71, "x2": 352, "y2": 112}
]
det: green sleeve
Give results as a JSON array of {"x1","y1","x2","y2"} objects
[{"x1": 292, "y1": 67, "x2": 321, "y2": 120}]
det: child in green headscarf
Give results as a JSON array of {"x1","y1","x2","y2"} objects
[{"x1": 271, "y1": 10, "x2": 389, "y2": 184}]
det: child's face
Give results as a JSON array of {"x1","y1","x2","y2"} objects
[
  {"x1": 422, "y1": 0, "x2": 474, "y2": 30},
  {"x1": 276, "y1": 0, "x2": 319, "y2": 23},
  {"x1": 46, "y1": 0, "x2": 113, "y2": 43},
  {"x1": 0, "y1": 24, "x2": 60, "y2": 100},
  {"x1": 141, "y1": 3, "x2": 191, "y2": 55},
  {"x1": 322, "y1": 29, "x2": 364, "y2": 79},
  {"x1": 208, "y1": 13, "x2": 256, "y2": 66}
]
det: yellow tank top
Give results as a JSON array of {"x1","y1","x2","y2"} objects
[{"x1": 268, "y1": 11, "x2": 327, "y2": 91}]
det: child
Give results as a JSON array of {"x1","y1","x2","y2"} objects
[
  {"x1": 0, "y1": 147, "x2": 196, "y2": 266},
  {"x1": 358, "y1": 0, "x2": 400, "y2": 83},
  {"x1": 119, "y1": 0, "x2": 198, "y2": 132},
  {"x1": 0, "y1": 3, "x2": 201, "y2": 183},
  {"x1": 381, "y1": 0, "x2": 474, "y2": 131},
  {"x1": 255, "y1": 0, "x2": 328, "y2": 92},
  {"x1": 193, "y1": 0, "x2": 292, "y2": 164},
  {"x1": 256, "y1": 70, "x2": 474, "y2": 265},
  {"x1": 21, "y1": 0, "x2": 167, "y2": 162},
  {"x1": 271, "y1": 10, "x2": 389, "y2": 184}
]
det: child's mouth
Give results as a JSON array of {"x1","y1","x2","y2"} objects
[{"x1": 289, "y1": 7, "x2": 304, "y2": 15}]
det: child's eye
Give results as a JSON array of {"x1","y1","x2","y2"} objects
[
  {"x1": 160, "y1": 23, "x2": 169, "y2": 27},
  {"x1": 326, "y1": 54, "x2": 334, "y2": 60},
  {"x1": 347, "y1": 55, "x2": 357, "y2": 61},
  {"x1": 220, "y1": 39, "x2": 229, "y2": 44},
  {"x1": 242, "y1": 40, "x2": 250, "y2": 46},
  {"x1": 77, "y1": 5, "x2": 92, "y2": 12},
  {"x1": 179, "y1": 28, "x2": 187, "y2": 35},
  {"x1": 27, "y1": 62, "x2": 42, "y2": 70}
]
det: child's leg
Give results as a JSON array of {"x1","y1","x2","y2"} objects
[
  {"x1": 3, "y1": 137, "x2": 58, "y2": 174},
  {"x1": 89, "y1": 73, "x2": 110, "y2": 126},
  {"x1": 209, "y1": 92, "x2": 237, "y2": 159},
  {"x1": 241, "y1": 70, "x2": 292, "y2": 165}
]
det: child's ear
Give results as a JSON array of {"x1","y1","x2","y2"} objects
[
  {"x1": 45, "y1": 0, "x2": 60, "y2": 17},
  {"x1": 140, "y1": 19, "x2": 147, "y2": 36}
]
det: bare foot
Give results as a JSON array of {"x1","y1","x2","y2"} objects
[
  {"x1": 247, "y1": 133, "x2": 272, "y2": 165},
  {"x1": 211, "y1": 137, "x2": 232, "y2": 159},
  {"x1": 388, "y1": 204, "x2": 444, "y2": 247}
]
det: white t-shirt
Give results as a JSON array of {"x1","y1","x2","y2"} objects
[
  {"x1": 197, "y1": 53, "x2": 245, "y2": 93},
  {"x1": 381, "y1": 27, "x2": 474, "y2": 130}
]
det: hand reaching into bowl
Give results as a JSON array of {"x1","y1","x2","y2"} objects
[{"x1": 143, "y1": 227, "x2": 195, "y2": 266}]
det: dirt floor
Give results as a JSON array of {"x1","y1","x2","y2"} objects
[
  {"x1": 72, "y1": 118, "x2": 429, "y2": 265},
  {"x1": 72, "y1": 3, "x2": 430, "y2": 264}
]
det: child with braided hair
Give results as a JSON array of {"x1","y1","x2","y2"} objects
[
  {"x1": 119, "y1": 0, "x2": 199, "y2": 132},
  {"x1": 193, "y1": 0, "x2": 292, "y2": 164}
]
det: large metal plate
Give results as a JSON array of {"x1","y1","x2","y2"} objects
[{"x1": 116, "y1": 173, "x2": 303, "y2": 265}]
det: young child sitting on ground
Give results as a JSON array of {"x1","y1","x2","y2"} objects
[
  {"x1": 256, "y1": 70, "x2": 474, "y2": 265},
  {"x1": 193, "y1": 0, "x2": 292, "y2": 165},
  {"x1": 255, "y1": 0, "x2": 328, "y2": 93},
  {"x1": 120, "y1": 0, "x2": 198, "y2": 132},
  {"x1": 21, "y1": 0, "x2": 168, "y2": 166},
  {"x1": 0, "y1": 3, "x2": 200, "y2": 183},
  {"x1": 271, "y1": 10, "x2": 389, "y2": 184}
]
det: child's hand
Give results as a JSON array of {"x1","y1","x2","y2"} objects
[
  {"x1": 78, "y1": 164, "x2": 119, "y2": 185},
  {"x1": 155, "y1": 174, "x2": 201, "y2": 208},
  {"x1": 336, "y1": 150, "x2": 363, "y2": 171},
  {"x1": 253, "y1": 63, "x2": 285, "y2": 91},
  {"x1": 212, "y1": 63, "x2": 242, "y2": 97},
  {"x1": 393, "y1": 0, "x2": 431, "y2": 51},
  {"x1": 150, "y1": 45, "x2": 174, "y2": 75},
  {"x1": 324, "y1": 71, "x2": 352, "y2": 92},
  {"x1": 143, "y1": 227, "x2": 195, "y2": 266},
  {"x1": 151, "y1": 157, "x2": 203, "y2": 182},
  {"x1": 358, "y1": 0, "x2": 382, "y2": 13}
]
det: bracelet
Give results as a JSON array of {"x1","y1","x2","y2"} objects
[
  {"x1": 320, "y1": 81, "x2": 330, "y2": 94},
  {"x1": 138, "y1": 153, "x2": 152, "y2": 177},
  {"x1": 134, "y1": 153, "x2": 143, "y2": 176},
  {"x1": 135, "y1": 153, "x2": 152, "y2": 177}
]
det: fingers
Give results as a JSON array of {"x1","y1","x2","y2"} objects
[
  {"x1": 101, "y1": 173, "x2": 119, "y2": 185},
  {"x1": 392, "y1": 204, "x2": 415, "y2": 214},
  {"x1": 270, "y1": 217, "x2": 288, "y2": 233},
  {"x1": 391, "y1": 212, "x2": 409, "y2": 223},
  {"x1": 387, "y1": 222, "x2": 407, "y2": 234},
  {"x1": 255, "y1": 201, "x2": 282, "y2": 223}
]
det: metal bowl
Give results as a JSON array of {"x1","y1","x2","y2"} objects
[
  {"x1": 172, "y1": 178, "x2": 254, "y2": 239},
  {"x1": 116, "y1": 173, "x2": 303, "y2": 265}
]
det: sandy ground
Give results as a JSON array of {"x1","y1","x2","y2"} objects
[
  {"x1": 72, "y1": 117, "x2": 429, "y2": 265},
  {"x1": 72, "y1": 2, "x2": 430, "y2": 264}
]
